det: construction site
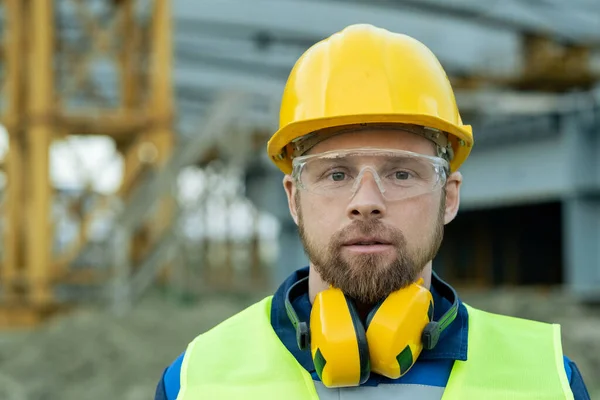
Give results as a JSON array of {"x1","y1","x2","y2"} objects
[{"x1": 0, "y1": 0, "x2": 599, "y2": 399}]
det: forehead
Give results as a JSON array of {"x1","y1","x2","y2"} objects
[{"x1": 307, "y1": 128, "x2": 437, "y2": 156}]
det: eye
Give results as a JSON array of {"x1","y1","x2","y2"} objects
[
  {"x1": 331, "y1": 172, "x2": 346, "y2": 181},
  {"x1": 395, "y1": 171, "x2": 412, "y2": 180}
]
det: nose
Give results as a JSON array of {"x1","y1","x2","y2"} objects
[{"x1": 346, "y1": 173, "x2": 387, "y2": 221}]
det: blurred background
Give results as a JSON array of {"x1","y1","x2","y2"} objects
[{"x1": 0, "y1": 0, "x2": 599, "y2": 399}]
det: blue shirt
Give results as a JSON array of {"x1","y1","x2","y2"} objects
[{"x1": 155, "y1": 267, "x2": 591, "y2": 399}]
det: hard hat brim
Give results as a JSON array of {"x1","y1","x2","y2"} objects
[{"x1": 267, "y1": 113, "x2": 473, "y2": 175}]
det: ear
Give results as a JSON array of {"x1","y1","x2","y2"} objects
[
  {"x1": 283, "y1": 175, "x2": 299, "y2": 225},
  {"x1": 444, "y1": 171, "x2": 462, "y2": 224}
]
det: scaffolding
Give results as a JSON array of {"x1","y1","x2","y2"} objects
[{"x1": 0, "y1": 0, "x2": 176, "y2": 326}]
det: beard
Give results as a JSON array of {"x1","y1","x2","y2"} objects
[{"x1": 297, "y1": 195, "x2": 445, "y2": 305}]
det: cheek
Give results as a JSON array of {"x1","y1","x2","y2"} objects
[
  {"x1": 392, "y1": 197, "x2": 439, "y2": 240},
  {"x1": 300, "y1": 198, "x2": 341, "y2": 239}
]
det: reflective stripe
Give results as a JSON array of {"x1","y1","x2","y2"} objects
[{"x1": 314, "y1": 381, "x2": 444, "y2": 400}]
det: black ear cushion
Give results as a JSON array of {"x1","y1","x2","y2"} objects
[
  {"x1": 344, "y1": 296, "x2": 370, "y2": 384},
  {"x1": 364, "y1": 298, "x2": 385, "y2": 329}
]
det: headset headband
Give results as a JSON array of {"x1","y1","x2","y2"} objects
[{"x1": 285, "y1": 276, "x2": 311, "y2": 351}]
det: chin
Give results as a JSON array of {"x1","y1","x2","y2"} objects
[{"x1": 346, "y1": 251, "x2": 395, "y2": 265}]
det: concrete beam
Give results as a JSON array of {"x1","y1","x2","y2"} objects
[
  {"x1": 174, "y1": 64, "x2": 284, "y2": 99},
  {"x1": 176, "y1": 35, "x2": 303, "y2": 75},
  {"x1": 174, "y1": 0, "x2": 520, "y2": 76},
  {"x1": 346, "y1": 0, "x2": 600, "y2": 44},
  {"x1": 459, "y1": 135, "x2": 571, "y2": 210},
  {"x1": 459, "y1": 104, "x2": 600, "y2": 209}
]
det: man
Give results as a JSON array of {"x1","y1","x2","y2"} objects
[{"x1": 155, "y1": 24, "x2": 591, "y2": 399}]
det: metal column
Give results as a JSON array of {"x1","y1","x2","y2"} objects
[
  {"x1": 149, "y1": 0, "x2": 175, "y2": 281},
  {"x1": 2, "y1": 0, "x2": 25, "y2": 303},
  {"x1": 26, "y1": 0, "x2": 55, "y2": 307}
]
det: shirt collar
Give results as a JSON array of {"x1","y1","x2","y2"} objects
[{"x1": 270, "y1": 266, "x2": 469, "y2": 372}]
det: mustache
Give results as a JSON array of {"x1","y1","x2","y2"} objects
[{"x1": 333, "y1": 220, "x2": 404, "y2": 246}]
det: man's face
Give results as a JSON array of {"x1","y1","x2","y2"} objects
[{"x1": 286, "y1": 128, "x2": 458, "y2": 305}]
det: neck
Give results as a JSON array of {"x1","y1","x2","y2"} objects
[{"x1": 307, "y1": 261, "x2": 433, "y2": 307}]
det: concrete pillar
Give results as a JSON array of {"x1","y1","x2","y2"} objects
[{"x1": 561, "y1": 109, "x2": 600, "y2": 302}]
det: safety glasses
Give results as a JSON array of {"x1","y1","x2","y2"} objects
[{"x1": 291, "y1": 148, "x2": 448, "y2": 201}]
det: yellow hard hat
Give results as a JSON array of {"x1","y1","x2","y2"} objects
[{"x1": 267, "y1": 24, "x2": 473, "y2": 175}]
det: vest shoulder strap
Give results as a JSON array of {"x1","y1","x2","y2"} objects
[
  {"x1": 443, "y1": 304, "x2": 574, "y2": 400},
  {"x1": 177, "y1": 296, "x2": 319, "y2": 400}
]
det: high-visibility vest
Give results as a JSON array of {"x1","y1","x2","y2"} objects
[{"x1": 177, "y1": 296, "x2": 573, "y2": 400}]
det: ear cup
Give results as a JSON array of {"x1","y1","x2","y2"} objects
[
  {"x1": 365, "y1": 282, "x2": 434, "y2": 379},
  {"x1": 310, "y1": 288, "x2": 370, "y2": 387}
]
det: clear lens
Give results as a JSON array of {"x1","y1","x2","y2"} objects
[{"x1": 292, "y1": 148, "x2": 448, "y2": 201}]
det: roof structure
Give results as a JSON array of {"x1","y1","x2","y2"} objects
[{"x1": 172, "y1": 0, "x2": 600, "y2": 136}]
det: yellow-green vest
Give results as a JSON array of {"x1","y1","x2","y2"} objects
[{"x1": 177, "y1": 296, "x2": 573, "y2": 399}]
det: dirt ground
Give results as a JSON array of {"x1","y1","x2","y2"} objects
[{"x1": 1, "y1": 287, "x2": 598, "y2": 400}]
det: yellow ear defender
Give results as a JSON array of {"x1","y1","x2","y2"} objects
[{"x1": 285, "y1": 273, "x2": 458, "y2": 388}]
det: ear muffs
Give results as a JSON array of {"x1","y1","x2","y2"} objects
[
  {"x1": 285, "y1": 272, "x2": 458, "y2": 388},
  {"x1": 309, "y1": 288, "x2": 370, "y2": 388},
  {"x1": 364, "y1": 279, "x2": 433, "y2": 379}
]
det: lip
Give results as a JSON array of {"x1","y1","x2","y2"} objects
[
  {"x1": 342, "y1": 237, "x2": 393, "y2": 254},
  {"x1": 343, "y1": 237, "x2": 392, "y2": 246},
  {"x1": 342, "y1": 244, "x2": 394, "y2": 254}
]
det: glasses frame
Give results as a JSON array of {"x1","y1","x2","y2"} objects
[{"x1": 291, "y1": 147, "x2": 450, "y2": 200}]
